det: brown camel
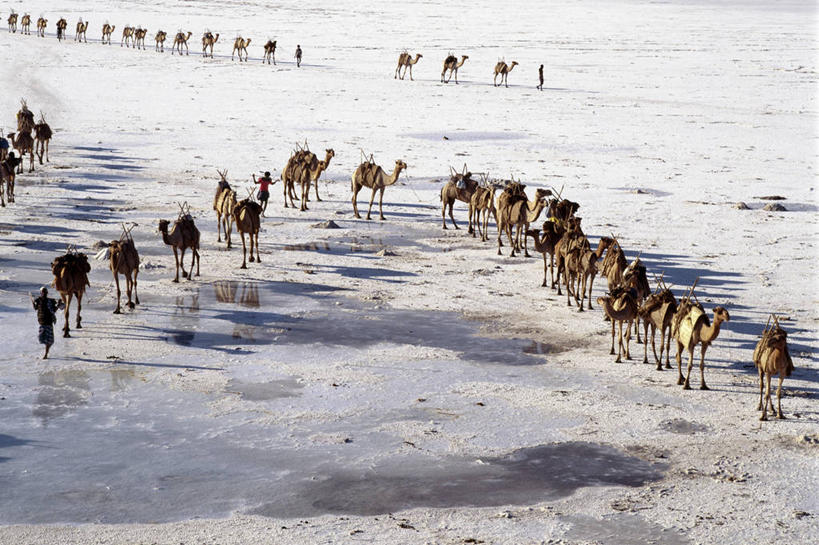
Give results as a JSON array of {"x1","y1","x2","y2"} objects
[
  {"x1": 155, "y1": 30, "x2": 167, "y2": 51},
  {"x1": 20, "y1": 14, "x2": 30, "y2": 34},
  {"x1": 33, "y1": 115, "x2": 52, "y2": 165},
  {"x1": 232, "y1": 37, "x2": 251, "y2": 61},
  {"x1": 121, "y1": 25, "x2": 134, "y2": 47},
  {"x1": 36, "y1": 17, "x2": 47, "y2": 37},
  {"x1": 469, "y1": 184, "x2": 497, "y2": 242},
  {"x1": 673, "y1": 302, "x2": 730, "y2": 390},
  {"x1": 158, "y1": 215, "x2": 200, "y2": 282},
  {"x1": 202, "y1": 31, "x2": 219, "y2": 57},
  {"x1": 233, "y1": 197, "x2": 262, "y2": 268},
  {"x1": 7, "y1": 132, "x2": 34, "y2": 174},
  {"x1": 0, "y1": 154, "x2": 21, "y2": 206},
  {"x1": 213, "y1": 170, "x2": 236, "y2": 248},
  {"x1": 17, "y1": 100, "x2": 35, "y2": 133},
  {"x1": 621, "y1": 257, "x2": 651, "y2": 343},
  {"x1": 395, "y1": 52, "x2": 423, "y2": 80},
  {"x1": 101, "y1": 23, "x2": 115, "y2": 44},
  {"x1": 7, "y1": 12, "x2": 17, "y2": 33},
  {"x1": 638, "y1": 288, "x2": 678, "y2": 370},
  {"x1": 441, "y1": 54, "x2": 468, "y2": 83},
  {"x1": 526, "y1": 220, "x2": 566, "y2": 287},
  {"x1": 106, "y1": 233, "x2": 140, "y2": 314},
  {"x1": 351, "y1": 159, "x2": 407, "y2": 220},
  {"x1": 753, "y1": 316, "x2": 794, "y2": 420},
  {"x1": 281, "y1": 148, "x2": 317, "y2": 208},
  {"x1": 496, "y1": 188, "x2": 550, "y2": 257},
  {"x1": 263, "y1": 40, "x2": 277, "y2": 64},
  {"x1": 56, "y1": 18, "x2": 67, "y2": 41},
  {"x1": 441, "y1": 167, "x2": 479, "y2": 230},
  {"x1": 493, "y1": 61, "x2": 519, "y2": 87},
  {"x1": 75, "y1": 19, "x2": 88, "y2": 42},
  {"x1": 598, "y1": 289, "x2": 639, "y2": 363},
  {"x1": 51, "y1": 250, "x2": 91, "y2": 337},
  {"x1": 171, "y1": 31, "x2": 192, "y2": 55},
  {"x1": 304, "y1": 148, "x2": 335, "y2": 205},
  {"x1": 134, "y1": 27, "x2": 148, "y2": 49},
  {"x1": 567, "y1": 237, "x2": 614, "y2": 311}
]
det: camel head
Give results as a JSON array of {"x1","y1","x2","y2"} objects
[
  {"x1": 325, "y1": 148, "x2": 335, "y2": 159},
  {"x1": 534, "y1": 188, "x2": 552, "y2": 200},
  {"x1": 158, "y1": 219, "x2": 170, "y2": 233},
  {"x1": 395, "y1": 160, "x2": 407, "y2": 172},
  {"x1": 509, "y1": 61, "x2": 519, "y2": 69},
  {"x1": 712, "y1": 306, "x2": 730, "y2": 324}
]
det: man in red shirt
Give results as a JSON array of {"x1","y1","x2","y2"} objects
[{"x1": 252, "y1": 171, "x2": 275, "y2": 216}]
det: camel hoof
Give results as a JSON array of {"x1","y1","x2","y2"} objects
[
  {"x1": 380, "y1": 217, "x2": 386, "y2": 221},
  {"x1": 172, "y1": 279, "x2": 179, "y2": 283},
  {"x1": 113, "y1": 309, "x2": 121, "y2": 315},
  {"x1": 665, "y1": 364, "x2": 672, "y2": 369},
  {"x1": 677, "y1": 377, "x2": 684, "y2": 385},
  {"x1": 700, "y1": 384, "x2": 710, "y2": 391},
  {"x1": 777, "y1": 413, "x2": 785, "y2": 420},
  {"x1": 578, "y1": 307, "x2": 584, "y2": 313},
  {"x1": 316, "y1": 197, "x2": 322, "y2": 202},
  {"x1": 655, "y1": 366, "x2": 663, "y2": 371},
  {"x1": 615, "y1": 357, "x2": 622, "y2": 363},
  {"x1": 63, "y1": 332, "x2": 70, "y2": 338},
  {"x1": 128, "y1": 302, "x2": 135, "y2": 309},
  {"x1": 182, "y1": 271, "x2": 188, "y2": 278},
  {"x1": 249, "y1": 257, "x2": 255, "y2": 263},
  {"x1": 76, "y1": 324, "x2": 82, "y2": 329},
  {"x1": 610, "y1": 349, "x2": 615, "y2": 355},
  {"x1": 643, "y1": 358, "x2": 648, "y2": 364},
  {"x1": 240, "y1": 264, "x2": 247, "y2": 269},
  {"x1": 683, "y1": 383, "x2": 691, "y2": 390},
  {"x1": 759, "y1": 414, "x2": 768, "y2": 421}
]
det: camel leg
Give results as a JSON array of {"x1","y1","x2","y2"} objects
[
  {"x1": 226, "y1": 218, "x2": 232, "y2": 249},
  {"x1": 664, "y1": 326, "x2": 672, "y2": 369},
  {"x1": 378, "y1": 188, "x2": 386, "y2": 220},
  {"x1": 255, "y1": 232, "x2": 261, "y2": 263},
  {"x1": 541, "y1": 254, "x2": 549, "y2": 287},
  {"x1": 610, "y1": 319, "x2": 616, "y2": 355},
  {"x1": 190, "y1": 246, "x2": 197, "y2": 277},
  {"x1": 441, "y1": 200, "x2": 448, "y2": 229},
  {"x1": 615, "y1": 321, "x2": 623, "y2": 363},
  {"x1": 676, "y1": 341, "x2": 685, "y2": 385},
  {"x1": 565, "y1": 267, "x2": 572, "y2": 307},
  {"x1": 194, "y1": 249, "x2": 200, "y2": 277},
  {"x1": 757, "y1": 367, "x2": 764, "y2": 411},
  {"x1": 352, "y1": 185, "x2": 361, "y2": 218},
  {"x1": 283, "y1": 178, "x2": 290, "y2": 208},
  {"x1": 643, "y1": 322, "x2": 650, "y2": 364},
  {"x1": 132, "y1": 269, "x2": 139, "y2": 306},
  {"x1": 62, "y1": 293, "x2": 72, "y2": 337},
  {"x1": 587, "y1": 275, "x2": 595, "y2": 310},
  {"x1": 760, "y1": 373, "x2": 770, "y2": 421},
  {"x1": 624, "y1": 321, "x2": 632, "y2": 360},
  {"x1": 776, "y1": 375, "x2": 785, "y2": 419},
  {"x1": 497, "y1": 228, "x2": 503, "y2": 256},
  {"x1": 314, "y1": 177, "x2": 322, "y2": 202},
  {"x1": 180, "y1": 247, "x2": 189, "y2": 279},
  {"x1": 653, "y1": 327, "x2": 663, "y2": 370},
  {"x1": 409, "y1": 64, "x2": 414, "y2": 81},
  {"x1": 248, "y1": 230, "x2": 256, "y2": 263},
  {"x1": 448, "y1": 202, "x2": 459, "y2": 229},
  {"x1": 113, "y1": 271, "x2": 122, "y2": 314},
  {"x1": 172, "y1": 247, "x2": 180, "y2": 283},
  {"x1": 683, "y1": 349, "x2": 694, "y2": 390},
  {"x1": 216, "y1": 213, "x2": 223, "y2": 242},
  {"x1": 45, "y1": 140, "x2": 49, "y2": 162},
  {"x1": 29, "y1": 150, "x2": 34, "y2": 173},
  {"x1": 364, "y1": 187, "x2": 378, "y2": 220},
  {"x1": 698, "y1": 345, "x2": 709, "y2": 390},
  {"x1": 240, "y1": 232, "x2": 248, "y2": 269},
  {"x1": 75, "y1": 292, "x2": 83, "y2": 330},
  {"x1": 468, "y1": 204, "x2": 475, "y2": 235}
]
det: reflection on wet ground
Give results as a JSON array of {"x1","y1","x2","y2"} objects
[
  {"x1": 226, "y1": 378, "x2": 303, "y2": 401},
  {"x1": 561, "y1": 513, "x2": 690, "y2": 545}
]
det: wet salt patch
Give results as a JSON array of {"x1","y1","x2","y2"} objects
[
  {"x1": 659, "y1": 418, "x2": 709, "y2": 435},
  {"x1": 226, "y1": 378, "x2": 303, "y2": 401},
  {"x1": 561, "y1": 513, "x2": 690, "y2": 545},
  {"x1": 407, "y1": 131, "x2": 528, "y2": 142}
]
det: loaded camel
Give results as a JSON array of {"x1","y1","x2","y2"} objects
[
  {"x1": 134, "y1": 27, "x2": 148, "y2": 49},
  {"x1": 232, "y1": 37, "x2": 251, "y2": 61},
  {"x1": 7, "y1": 132, "x2": 34, "y2": 174},
  {"x1": 351, "y1": 158, "x2": 407, "y2": 220},
  {"x1": 20, "y1": 14, "x2": 30, "y2": 34},
  {"x1": 308, "y1": 148, "x2": 335, "y2": 202},
  {"x1": 526, "y1": 220, "x2": 566, "y2": 287},
  {"x1": 56, "y1": 18, "x2": 67, "y2": 41},
  {"x1": 263, "y1": 40, "x2": 277, "y2": 64},
  {"x1": 33, "y1": 114, "x2": 52, "y2": 164},
  {"x1": 158, "y1": 208, "x2": 200, "y2": 282},
  {"x1": 552, "y1": 218, "x2": 587, "y2": 294},
  {"x1": 441, "y1": 55, "x2": 468, "y2": 84},
  {"x1": 51, "y1": 249, "x2": 91, "y2": 337},
  {"x1": 101, "y1": 23, "x2": 115, "y2": 44},
  {"x1": 493, "y1": 61, "x2": 518, "y2": 87},
  {"x1": 17, "y1": 100, "x2": 35, "y2": 133},
  {"x1": 496, "y1": 186, "x2": 550, "y2": 257},
  {"x1": 155, "y1": 30, "x2": 167, "y2": 52},
  {"x1": 598, "y1": 289, "x2": 639, "y2": 363},
  {"x1": 672, "y1": 293, "x2": 730, "y2": 390},
  {"x1": 233, "y1": 193, "x2": 263, "y2": 268},
  {"x1": 202, "y1": 31, "x2": 219, "y2": 57},
  {"x1": 281, "y1": 147, "x2": 316, "y2": 208},
  {"x1": 36, "y1": 17, "x2": 47, "y2": 37},
  {"x1": 7, "y1": 12, "x2": 17, "y2": 33},
  {"x1": 753, "y1": 316, "x2": 794, "y2": 421},
  {"x1": 96, "y1": 226, "x2": 140, "y2": 314},
  {"x1": 213, "y1": 170, "x2": 236, "y2": 248},
  {"x1": 469, "y1": 179, "x2": 498, "y2": 242},
  {"x1": 75, "y1": 19, "x2": 88, "y2": 42},
  {"x1": 440, "y1": 166, "x2": 479, "y2": 230},
  {"x1": 297, "y1": 148, "x2": 335, "y2": 209},
  {"x1": 395, "y1": 52, "x2": 423, "y2": 80},
  {"x1": 121, "y1": 25, "x2": 134, "y2": 47},
  {"x1": 171, "y1": 31, "x2": 192, "y2": 55},
  {"x1": 0, "y1": 153, "x2": 21, "y2": 206},
  {"x1": 638, "y1": 280, "x2": 678, "y2": 370},
  {"x1": 565, "y1": 236, "x2": 614, "y2": 311}
]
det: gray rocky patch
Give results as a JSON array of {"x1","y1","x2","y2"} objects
[
  {"x1": 763, "y1": 203, "x2": 787, "y2": 212},
  {"x1": 311, "y1": 220, "x2": 341, "y2": 229}
]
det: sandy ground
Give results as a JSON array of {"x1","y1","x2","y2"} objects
[{"x1": 0, "y1": 0, "x2": 817, "y2": 543}]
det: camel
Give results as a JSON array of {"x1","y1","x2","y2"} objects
[
  {"x1": 155, "y1": 30, "x2": 167, "y2": 52},
  {"x1": 598, "y1": 290, "x2": 639, "y2": 363},
  {"x1": 526, "y1": 221, "x2": 566, "y2": 287},
  {"x1": 202, "y1": 31, "x2": 219, "y2": 57},
  {"x1": 17, "y1": 100, "x2": 35, "y2": 133},
  {"x1": 441, "y1": 54, "x2": 468, "y2": 84},
  {"x1": 213, "y1": 170, "x2": 236, "y2": 248},
  {"x1": 263, "y1": 40, "x2": 276, "y2": 64},
  {"x1": 0, "y1": 154, "x2": 21, "y2": 206},
  {"x1": 158, "y1": 213, "x2": 200, "y2": 282},
  {"x1": 232, "y1": 37, "x2": 251, "y2": 61},
  {"x1": 103, "y1": 230, "x2": 140, "y2": 314},
  {"x1": 51, "y1": 250, "x2": 91, "y2": 337},
  {"x1": 171, "y1": 31, "x2": 192, "y2": 55},
  {"x1": 621, "y1": 257, "x2": 651, "y2": 343},
  {"x1": 441, "y1": 167, "x2": 479, "y2": 230},
  {"x1": 7, "y1": 132, "x2": 34, "y2": 174},
  {"x1": 496, "y1": 188, "x2": 550, "y2": 257},
  {"x1": 56, "y1": 18, "x2": 67, "y2": 41},
  {"x1": 753, "y1": 316, "x2": 794, "y2": 421},
  {"x1": 20, "y1": 14, "x2": 30, "y2": 34},
  {"x1": 638, "y1": 288, "x2": 678, "y2": 370},
  {"x1": 351, "y1": 159, "x2": 407, "y2": 220},
  {"x1": 7, "y1": 12, "x2": 17, "y2": 33},
  {"x1": 566, "y1": 237, "x2": 614, "y2": 311},
  {"x1": 395, "y1": 52, "x2": 422, "y2": 80},
  {"x1": 36, "y1": 17, "x2": 47, "y2": 37},
  {"x1": 673, "y1": 302, "x2": 730, "y2": 390},
  {"x1": 469, "y1": 183, "x2": 497, "y2": 242},
  {"x1": 493, "y1": 61, "x2": 519, "y2": 88},
  {"x1": 305, "y1": 148, "x2": 335, "y2": 204},
  {"x1": 101, "y1": 23, "x2": 115, "y2": 44},
  {"x1": 121, "y1": 26, "x2": 134, "y2": 47},
  {"x1": 134, "y1": 27, "x2": 148, "y2": 49},
  {"x1": 281, "y1": 148, "x2": 317, "y2": 208},
  {"x1": 33, "y1": 115, "x2": 52, "y2": 164},
  {"x1": 75, "y1": 19, "x2": 88, "y2": 42},
  {"x1": 233, "y1": 197, "x2": 262, "y2": 268}
]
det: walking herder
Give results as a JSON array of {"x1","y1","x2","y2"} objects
[{"x1": 31, "y1": 287, "x2": 64, "y2": 359}]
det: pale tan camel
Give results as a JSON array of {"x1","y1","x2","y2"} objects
[
  {"x1": 351, "y1": 159, "x2": 407, "y2": 220},
  {"x1": 469, "y1": 185, "x2": 497, "y2": 241},
  {"x1": 0, "y1": 154, "x2": 20, "y2": 206},
  {"x1": 36, "y1": 17, "x2": 47, "y2": 37},
  {"x1": 121, "y1": 25, "x2": 134, "y2": 47},
  {"x1": 496, "y1": 188, "x2": 550, "y2": 257},
  {"x1": 33, "y1": 116, "x2": 52, "y2": 164},
  {"x1": 172, "y1": 31, "x2": 192, "y2": 55},
  {"x1": 566, "y1": 237, "x2": 614, "y2": 311},
  {"x1": 108, "y1": 238, "x2": 140, "y2": 314},
  {"x1": 158, "y1": 217, "x2": 200, "y2": 282},
  {"x1": 493, "y1": 61, "x2": 518, "y2": 87},
  {"x1": 441, "y1": 55, "x2": 468, "y2": 83},
  {"x1": 305, "y1": 148, "x2": 335, "y2": 204},
  {"x1": 639, "y1": 289, "x2": 678, "y2": 370},
  {"x1": 598, "y1": 291, "x2": 638, "y2": 363},
  {"x1": 753, "y1": 318, "x2": 794, "y2": 420},
  {"x1": 232, "y1": 37, "x2": 251, "y2": 61},
  {"x1": 155, "y1": 30, "x2": 167, "y2": 52},
  {"x1": 20, "y1": 14, "x2": 30, "y2": 34},
  {"x1": 395, "y1": 52, "x2": 422, "y2": 80},
  {"x1": 134, "y1": 27, "x2": 148, "y2": 49},
  {"x1": 56, "y1": 18, "x2": 67, "y2": 41},
  {"x1": 233, "y1": 198, "x2": 262, "y2": 268},
  {"x1": 75, "y1": 19, "x2": 88, "y2": 42},
  {"x1": 101, "y1": 23, "x2": 115, "y2": 44},
  {"x1": 441, "y1": 169, "x2": 479, "y2": 230},
  {"x1": 526, "y1": 221, "x2": 566, "y2": 287},
  {"x1": 202, "y1": 31, "x2": 219, "y2": 57},
  {"x1": 7, "y1": 132, "x2": 34, "y2": 174},
  {"x1": 51, "y1": 252, "x2": 91, "y2": 337},
  {"x1": 673, "y1": 304, "x2": 730, "y2": 390},
  {"x1": 214, "y1": 170, "x2": 237, "y2": 248},
  {"x1": 263, "y1": 40, "x2": 277, "y2": 64},
  {"x1": 7, "y1": 12, "x2": 17, "y2": 33},
  {"x1": 281, "y1": 149, "x2": 316, "y2": 208}
]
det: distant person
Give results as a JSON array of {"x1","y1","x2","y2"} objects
[
  {"x1": 537, "y1": 64, "x2": 544, "y2": 91},
  {"x1": 295, "y1": 44, "x2": 302, "y2": 67},
  {"x1": 30, "y1": 287, "x2": 64, "y2": 359},
  {"x1": 253, "y1": 171, "x2": 274, "y2": 216}
]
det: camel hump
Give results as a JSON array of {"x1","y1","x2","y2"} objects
[{"x1": 445, "y1": 55, "x2": 457, "y2": 65}]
